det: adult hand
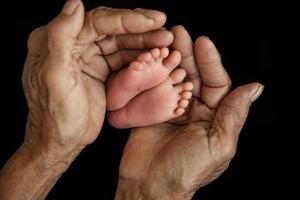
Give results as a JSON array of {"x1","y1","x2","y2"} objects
[
  {"x1": 23, "y1": 0, "x2": 171, "y2": 158},
  {"x1": 0, "y1": 0, "x2": 173, "y2": 199},
  {"x1": 116, "y1": 26, "x2": 264, "y2": 200}
]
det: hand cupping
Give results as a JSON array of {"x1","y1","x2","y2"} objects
[
  {"x1": 22, "y1": 0, "x2": 172, "y2": 158},
  {"x1": 0, "y1": 1, "x2": 263, "y2": 200}
]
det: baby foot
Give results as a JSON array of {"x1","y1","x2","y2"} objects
[
  {"x1": 106, "y1": 47, "x2": 181, "y2": 111},
  {"x1": 107, "y1": 68, "x2": 193, "y2": 128}
]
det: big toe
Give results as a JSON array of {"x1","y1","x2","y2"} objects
[
  {"x1": 169, "y1": 68, "x2": 187, "y2": 84},
  {"x1": 163, "y1": 50, "x2": 181, "y2": 70}
]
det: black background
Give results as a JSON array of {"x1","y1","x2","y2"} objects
[{"x1": 1, "y1": 0, "x2": 299, "y2": 199}]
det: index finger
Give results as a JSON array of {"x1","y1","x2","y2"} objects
[
  {"x1": 78, "y1": 7, "x2": 166, "y2": 43},
  {"x1": 195, "y1": 37, "x2": 232, "y2": 108}
]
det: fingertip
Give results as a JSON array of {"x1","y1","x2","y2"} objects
[
  {"x1": 156, "y1": 30, "x2": 174, "y2": 47},
  {"x1": 170, "y1": 25, "x2": 187, "y2": 34},
  {"x1": 61, "y1": 0, "x2": 82, "y2": 15},
  {"x1": 170, "y1": 25, "x2": 193, "y2": 57},
  {"x1": 153, "y1": 10, "x2": 167, "y2": 28},
  {"x1": 250, "y1": 83, "x2": 265, "y2": 102},
  {"x1": 133, "y1": 8, "x2": 167, "y2": 29},
  {"x1": 221, "y1": 82, "x2": 264, "y2": 108},
  {"x1": 195, "y1": 35, "x2": 213, "y2": 46}
]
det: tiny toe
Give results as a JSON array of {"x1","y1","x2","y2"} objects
[
  {"x1": 160, "y1": 47, "x2": 169, "y2": 58},
  {"x1": 162, "y1": 50, "x2": 181, "y2": 70},
  {"x1": 129, "y1": 61, "x2": 143, "y2": 71},
  {"x1": 174, "y1": 107, "x2": 185, "y2": 116},
  {"x1": 181, "y1": 91, "x2": 192, "y2": 99},
  {"x1": 137, "y1": 52, "x2": 152, "y2": 62},
  {"x1": 182, "y1": 82, "x2": 194, "y2": 91},
  {"x1": 150, "y1": 48, "x2": 160, "y2": 59},
  {"x1": 169, "y1": 68, "x2": 187, "y2": 84},
  {"x1": 175, "y1": 82, "x2": 193, "y2": 93},
  {"x1": 178, "y1": 99, "x2": 189, "y2": 108},
  {"x1": 155, "y1": 58, "x2": 163, "y2": 62}
]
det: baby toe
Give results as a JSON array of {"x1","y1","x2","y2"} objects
[
  {"x1": 178, "y1": 99, "x2": 189, "y2": 108},
  {"x1": 129, "y1": 61, "x2": 143, "y2": 71},
  {"x1": 150, "y1": 48, "x2": 160, "y2": 59},
  {"x1": 137, "y1": 52, "x2": 152, "y2": 63},
  {"x1": 162, "y1": 50, "x2": 181, "y2": 70},
  {"x1": 181, "y1": 91, "x2": 192, "y2": 99},
  {"x1": 169, "y1": 68, "x2": 187, "y2": 84},
  {"x1": 182, "y1": 82, "x2": 193, "y2": 91},
  {"x1": 160, "y1": 47, "x2": 169, "y2": 59},
  {"x1": 175, "y1": 82, "x2": 193, "y2": 93},
  {"x1": 174, "y1": 107, "x2": 185, "y2": 116}
]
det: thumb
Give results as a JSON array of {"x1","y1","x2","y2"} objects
[
  {"x1": 210, "y1": 82, "x2": 264, "y2": 143},
  {"x1": 47, "y1": 0, "x2": 84, "y2": 47}
]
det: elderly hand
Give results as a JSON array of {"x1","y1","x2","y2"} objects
[
  {"x1": 116, "y1": 26, "x2": 264, "y2": 200},
  {"x1": 0, "y1": 1, "x2": 173, "y2": 199},
  {"x1": 22, "y1": 0, "x2": 172, "y2": 159}
]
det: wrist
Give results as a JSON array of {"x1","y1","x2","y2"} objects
[
  {"x1": 0, "y1": 142, "x2": 83, "y2": 200},
  {"x1": 115, "y1": 177, "x2": 144, "y2": 200},
  {"x1": 22, "y1": 138, "x2": 84, "y2": 175},
  {"x1": 23, "y1": 113, "x2": 87, "y2": 169},
  {"x1": 141, "y1": 182, "x2": 194, "y2": 200},
  {"x1": 115, "y1": 177, "x2": 195, "y2": 200}
]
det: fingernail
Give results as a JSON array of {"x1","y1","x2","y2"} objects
[
  {"x1": 146, "y1": 17, "x2": 155, "y2": 25},
  {"x1": 203, "y1": 35, "x2": 210, "y2": 40},
  {"x1": 250, "y1": 84, "x2": 265, "y2": 102},
  {"x1": 62, "y1": 0, "x2": 80, "y2": 15}
]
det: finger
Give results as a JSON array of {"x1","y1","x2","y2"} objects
[
  {"x1": 195, "y1": 36, "x2": 232, "y2": 108},
  {"x1": 27, "y1": 26, "x2": 46, "y2": 57},
  {"x1": 105, "y1": 49, "x2": 146, "y2": 71},
  {"x1": 133, "y1": 8, "x2": 166, "y2": 29},
  {"x1": 99, "y1": 30, "x2": 173, "y2": 71},
  {"x1": 96, "y1": 29, "x2": 173, "y2": 55},
  {"x1": 48, "y1": 0, "x2": 84, "y2": 43},
  {"x1": 209, "y1": 83, "x2": 264, "y2": 158},
  {"x1": 170, "y1": 25, "x2": 200, "y2": 97},
  {"x1": 78, "y1": 7, "x2": 166, "y2": 43},
  {"x1": 81, "y1": 30, "x2": 173, "y2": 77},
  {"x1": 46, "y1": 0, "x2": 84, "y2": 60}
]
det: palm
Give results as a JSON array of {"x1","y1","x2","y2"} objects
[
  {"x1": 119, "y1": 93, "x2": 229, "y2": 196},
  {"x1": 70, "y1": 60, "x2": 107, "y2": 145},
  {"x1": 118, "y1": 26, "x2": 262, "y2": 197}
]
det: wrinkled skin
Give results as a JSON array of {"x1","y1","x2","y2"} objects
[
  {"x1": 117, "y1": 26, "x2": 264, "y2": 200},
  {"x1": 19, "y1": 0, "x2": 263, "y2": 199},
  {"x1": 22, "y1": 0, "x2": 173, "y2": 159}
]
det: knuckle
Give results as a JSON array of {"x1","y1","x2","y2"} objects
[
  {"x1": 27, "y1": 26, "x2": 44, "y2": 50},
  {"x1": 21, "y1": 70, "x2": 28, "y2": 88},
  {"x1": 221, "y1": 140, "x2": 237, "y2": 161},
  {"x1": 28, "y1": 27, "x2": 43, "y2": 41},
  {"x1": 47, "y1": 22, "x2": 61, "y2": 40}
]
